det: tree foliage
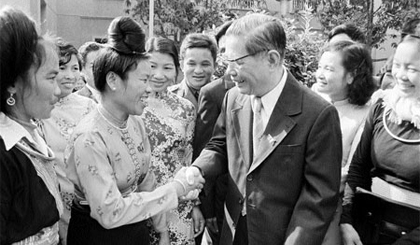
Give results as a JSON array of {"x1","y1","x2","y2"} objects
[
  {"x1": 124, "y1": 0, "x2": 233, "y2": 46},
  {"x1": 316, "y1": 0, "x2": 420, "y2": 48},
  {"x1": 283, "y1": 5, "x2": 325, "y2": 87}
]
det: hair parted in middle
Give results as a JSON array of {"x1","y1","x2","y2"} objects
[
  {"x1": 93, "y1": 16, "x2": 148, "y2": 92},
  {"x1": 146, "y1": 37, "x2": 180, "y2": 79}
]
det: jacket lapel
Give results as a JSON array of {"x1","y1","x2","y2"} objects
[
  {"x1": 181, "y1": 81, "x2": 199, "y2": 111},
  {"x1": 248, "y1": 73, "x2": 303, "y2": 174},
  {"x1": 231, "y1": 94, "x2": 253, "y2": 170}
]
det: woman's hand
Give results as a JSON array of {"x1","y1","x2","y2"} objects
[
  {"x1": 192, "y1": 206, "x2": 205, "y2": 237},
  {"x1": 341, "y1": 223, "x2": 362, "y2": 245},
  {"x1": 180, "y1": 189, "x2": 200, "y2": 201},
  {"x1": 173, "y1": 167, "x2": 205, "y2": 196},
  {"x1": 158, "y1": 230, "x2": 170, "y2": 245}
]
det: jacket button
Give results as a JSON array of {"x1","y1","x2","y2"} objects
[
  {"x1": 247, "y1": 175, "x2": 253, "y2": 181},
  {"x1": 238, "y1": 198, "x2": 244, "y2": 204}
]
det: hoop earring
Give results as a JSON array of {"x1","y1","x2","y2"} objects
[{"x1": 6, "y1": 93, "x2": 15, "y2": 106}]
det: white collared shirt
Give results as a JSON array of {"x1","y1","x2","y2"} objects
[
  {"x1": 251, "y1": 66, "x2": 288, "y2": 128},
  {"x1": 0, "y1": 113, "x2": 37, "y2": 151}
]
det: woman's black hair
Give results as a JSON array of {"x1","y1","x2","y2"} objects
[
  {"x1": 0, "y1": 6, "x2": 38, "y2": 115},
  {"x1": 145, "y1": 37, "x2": 180, "y2": 79},
  {"x1": 93, "y1": 16, "x2": 148, "y2": 92},
  {"x1": 321, "y1": 40, "x2": 375, "y2": 106},
  {"x1": 56, "y1": 38, "x2": 82, "y2": 70}
]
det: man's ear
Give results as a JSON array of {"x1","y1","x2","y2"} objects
[
  {"x1": 106, "y1": 71, "x2": 119, "y2": 91},
  {"x1": 180, "y1": 59, "x2": 184, "y2": 73},
  {"x1": 267, "y1": 50, "x2": 282, "y2": 68}
]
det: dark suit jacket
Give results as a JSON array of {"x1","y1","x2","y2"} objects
[
  {"x1": 193, "y1": 77, "x2": 234, "y2": 230},
  {"x1": 168, "y1": 80, "x2": 199, "y2": 112},
  {"x1": 193, "y1": 77, "x2": 235, "y2": 160},
  {"x1": 193, "y1": 72, "x2": 342, "y2": 245}
]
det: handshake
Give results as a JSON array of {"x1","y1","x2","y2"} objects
[{"x1": 173, "y1": 166, "x2": 205, "y2": 200}]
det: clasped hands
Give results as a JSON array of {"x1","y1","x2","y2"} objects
[{"x1": 173, "y1": 166, "x2": 205, "y2": 200}]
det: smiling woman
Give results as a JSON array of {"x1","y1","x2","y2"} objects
[
  {"x1": 340, "y1": 35, "x2": 420, "y2": 245},
  {"x1": 64, "y1": 16, "x2": 204, "y2": 245},
  {"x1": 142, "y1": 37, "x2": 200, "y2": 245},
  {"x1": 37, "y1": 38, "x2": 97, "y2": 244},
  {"x1": 312, "y1": 40, "x2": 376, "y2": 245}
]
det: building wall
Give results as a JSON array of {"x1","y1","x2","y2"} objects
[
  {"x1": 0, "y1": 0, "x2": 57, "y2": 35},
  {"x1": 55, "y1": 0, "x2": 126, "y2": 47},
  {"x1": 0, "y1": 0, "x2": 126, "y2": 48}
]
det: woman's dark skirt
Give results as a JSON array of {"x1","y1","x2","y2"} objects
[{"x1": 67, "y1": 202, "x2": 150, "y2": 245}]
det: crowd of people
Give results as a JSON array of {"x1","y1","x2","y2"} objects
[{"x1": 0, "y1": 4, "x2": 419, "y2": 245}]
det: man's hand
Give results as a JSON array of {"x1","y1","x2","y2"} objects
[
  {"x1": 192, "y1": 206, "x2": 205, "y2": 237},
  {"x1": 173, "y1": 167, "x2": 205, "y2": 196},
  {"x1": 340, "y1": 223, "x2": 362, "y2": 245},
  {"x1": 186, "y1": 166, "x2": 204, "y2": 185},
  {"x1": 205, "y1": 217, "x2": 219, "y2": 234}
]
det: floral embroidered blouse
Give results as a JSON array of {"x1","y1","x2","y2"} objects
[
  {"x1": 65, "y1": 107, "x2": 178, "y2": 231},
  {"x1": 141, "y1": 90, "x2": 196, "y2": 244},
  {"x1": 38, "y1": 93, "x2": 96, "y2": 217}
]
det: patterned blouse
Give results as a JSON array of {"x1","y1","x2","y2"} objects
[
  {"x1": 65, "y1": 106, "x2": 178, "y2": 231},
  {"x1": 38, "y1": 93, "x2": 96, "y2": 241},
  {"x1": 142, "y1": 90, "x2": 197, "y2": 245}
]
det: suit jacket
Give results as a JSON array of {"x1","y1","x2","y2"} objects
[
  {"x1": 193, "y1": 77, "x2": 234, "y2": 225},
  {"x1": 168, "y1": 80, "x2": 199, "y2": 112},
  {"x1": 193, "y1": 72, "x2": 342, "y2": 245},
  {"x1": 193, "y1": 77, "x2": 235, "y2": 160}
]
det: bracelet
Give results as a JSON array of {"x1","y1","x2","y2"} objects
[
  {"x1": 192, "y1": 165, "x2": 205, "y2": 178},
  {"x1": 173, "y1": 179, "x2": 187, "y2": 194}
]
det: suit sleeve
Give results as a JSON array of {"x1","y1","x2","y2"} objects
[
  {"x1": 285, "y1": 104, "x2": 342, "y2": 245},
  {"x1": 192, "y1": 88, "x2": 219, "y2": 161},
  {"x1": 193, "y1": 88, "x2": 219, "y2": 218},
  {"x1": 193, "y1": 89, "x2": 229, "y2": 182}
]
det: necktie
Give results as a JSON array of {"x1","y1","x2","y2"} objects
[{"x1": 253, "y1": 97, "x2": 264, "y2": 156}]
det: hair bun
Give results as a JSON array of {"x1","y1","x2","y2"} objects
[{"x1": 107, "y1": 16, "x2": 146, "y2": 55}]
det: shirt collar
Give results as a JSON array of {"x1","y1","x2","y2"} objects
[
  {"x1": 255, "y1": 66, "x2": 288, "y2": 118},
  {"x1": 0, "y1": 113, "x2": 37, "y2": 151}
]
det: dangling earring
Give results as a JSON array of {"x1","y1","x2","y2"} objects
[{"x1": 6, "y1": 93, "x2": 15, "y2": 106}]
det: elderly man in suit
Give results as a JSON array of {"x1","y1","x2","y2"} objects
[
  {"x1": 187, "y1": 13, "x2": 342, "y2": 245},
  {"x1": 168, "y1": 33, "x2": 217, "y2": 111}
]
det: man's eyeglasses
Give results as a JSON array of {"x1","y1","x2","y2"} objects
[
  {"x1": 401, "y1": 32, "x2": 420, "y2": 39},
  {"x1": 221, "y1": 50, "x2": 267, "y2": 66}
]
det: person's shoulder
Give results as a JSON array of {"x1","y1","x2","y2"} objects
[
  {"x1": 73, "y1": 109, "x2": 99, "y2": 134},
  {"x1": 286, "y1": 75, "x2": 332, "y2": 110},
  {"x1": 169, "y1": 92, "x2": 195, "y2": 112},
  {"x1": 201, "y1": 78, "x2": 225, "y2": 92},
  {"x1": 75, "y1": 86, "x2": 90, "y2": 97},
  {"x1": 168, "y1": 83, "x2": 182, "y2": 93},
  {"x1": 69, "y1": 92, "x2": 94, "y2": 104}
]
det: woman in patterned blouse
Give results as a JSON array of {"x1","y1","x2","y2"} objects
[
  {"x1": 142, "y1": 37, "x2": 204, "y2": 245},
  {"x1": 38, "y1": 39, "x2": 96, "y2": 244},
  {"x1": 65, "y1": 16, "x2": 204, "y2": 245}
]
